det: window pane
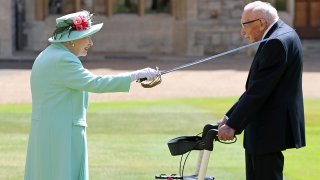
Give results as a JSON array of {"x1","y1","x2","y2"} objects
[
  {"x1": 275, "y1": 0, "x2": 286, "y2": 11},
  {"x1": 50, "y1": 0, "x2": 94, "y2": 14},
  {"x1": 49, "y1": 0, "x2": 62, "y2": 14},
  {"x1": 114, "y1": 0, "x2": 138, "y2": 14},
  {"x1": 145, "y1": 0, "x2": 170, "y2": 13},
  {"x1": 81, "y1": 0, "x2": 94, "y2": 11}
]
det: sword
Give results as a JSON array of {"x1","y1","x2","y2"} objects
[{"x1": 138, "y1": 30, "x2": 294, "y2": 87}]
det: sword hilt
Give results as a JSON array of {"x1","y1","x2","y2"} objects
[
  {"x1": 136, "y1": 67, "x2": 163, "y2": 83},
  {"x1": 137, "y1": 77, "x2": 147, "y2": 83}
]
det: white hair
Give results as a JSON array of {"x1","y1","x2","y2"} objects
[{"x1": 244, "y1": 1, "x2": 279, "y2": 24}]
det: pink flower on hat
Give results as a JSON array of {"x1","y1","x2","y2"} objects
[
  {"x1": 51, "y1": 11, "x2": 98, "y2": 41},
  {"x1": 72, "y1": 16, "x2": 89, "y2": 31}
]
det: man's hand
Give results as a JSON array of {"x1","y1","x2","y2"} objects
[
  {"x1": 218, "y1": 124, "x2": 235, "y2": 141},
  {"x1": 217, "y1": 115, "x2": 228, "y2": 128}
]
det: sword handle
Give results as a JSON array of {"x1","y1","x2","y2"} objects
[
  {"x1": 136, "y1": 78, "x2": 147, "y2": 83},
  {"x1": 136, "y1": 67, "x2": 161, "y2": 83}
]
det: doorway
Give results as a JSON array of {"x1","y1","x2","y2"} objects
[{"x1": 294, "y1": 0, "x2": 320, "y2": 38}]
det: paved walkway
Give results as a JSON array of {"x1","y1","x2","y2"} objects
[{"x1": 0, "y1": 53, "x2": 319, "y2": 104}]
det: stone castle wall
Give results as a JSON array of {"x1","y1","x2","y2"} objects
[
  {"x1": 1, "y1": 0, "x2": 298, "y2": 58},
  {"x1": 0, "y1": 0, "x2": 14, "y2": 58}
]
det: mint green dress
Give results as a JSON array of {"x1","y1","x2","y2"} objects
[{"x1": 24, "y1": 43, "x2": 131, "y2": 180}]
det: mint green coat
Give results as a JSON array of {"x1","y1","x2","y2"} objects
[{"x1": 24, "y1": 43, "x2": 131, "y2": 180}]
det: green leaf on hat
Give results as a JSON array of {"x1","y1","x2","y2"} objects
[
  {"x1": 56, "y1": 20, "x2": 73, "y2": 28},
  {"x1": 51, "y1": 11, "x2": 94, "y2": 41}
]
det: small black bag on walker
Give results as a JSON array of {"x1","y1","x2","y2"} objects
[{"x1": 155, "y1": 124, "x2": 236, "y2": 180}]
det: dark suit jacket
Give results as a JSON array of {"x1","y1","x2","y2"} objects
[{"x1": 225, "y1": 20, "x2": 306, "y2": 155}]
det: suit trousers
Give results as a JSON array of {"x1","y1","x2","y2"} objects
[{"x1": 245, "y1": 151, "x2": 284, "y2": 180}]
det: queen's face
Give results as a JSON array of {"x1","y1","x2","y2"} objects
[{"x1": 72, "y1": 36, "x2": 93, "y2": 57}]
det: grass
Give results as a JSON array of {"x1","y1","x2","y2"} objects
[{"x1": 0, "y1": 98, "x2": 319, "y2": 180}]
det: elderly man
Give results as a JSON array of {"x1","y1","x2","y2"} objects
[{"x1": 217, "y1": 1, "x2": 305, "y2": 180}]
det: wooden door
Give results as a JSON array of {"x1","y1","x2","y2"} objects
[{"x1": 295, "y1": 0, "x2": 320, "y2": 38}]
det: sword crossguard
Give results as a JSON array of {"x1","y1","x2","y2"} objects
[{"x1": 137, "y1": 67, "x2": 162, "y2": 88}]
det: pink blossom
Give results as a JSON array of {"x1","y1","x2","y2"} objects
[
  {"x1": 73, "y1": 17, "x2": 82, "y2": 25},
  {"x1": 72, "y1": 16, "x2": 89, "y2": 31}
]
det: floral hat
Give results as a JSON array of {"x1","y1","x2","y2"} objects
[{"x1": 48, "y1": 10, "x2": 103, "y2": 43}]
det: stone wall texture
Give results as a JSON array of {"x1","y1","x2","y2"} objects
[
  {"x1": 0, "y1": 0, "x2": 13, "y2": 57},
  {"x1": 0, "y1": 0, "x2": 304, "y2": 58}
]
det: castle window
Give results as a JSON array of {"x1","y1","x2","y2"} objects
[
  {"x1": 35, "y1": 0, "x2": 176, "y2": 20},
  {"x1": 275, "y1": 0, "x2": 287, "y2": 11}
]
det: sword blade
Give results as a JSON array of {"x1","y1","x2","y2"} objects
[{"x1": 160, "y1": 30, "x2": 293, "y2": 75}]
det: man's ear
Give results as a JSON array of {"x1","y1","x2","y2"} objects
[{"x1": 259, "y1": 19, "x2": 267, "y2": 31}]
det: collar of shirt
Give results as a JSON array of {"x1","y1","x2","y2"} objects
[{"x1": 262, "y1": 18, "x2": 279, "y2": 39}]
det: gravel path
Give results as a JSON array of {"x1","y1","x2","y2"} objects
[{"x1": 1, "y1": 54, "x2": 319, "y2": 104}]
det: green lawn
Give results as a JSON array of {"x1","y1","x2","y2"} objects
[{"x1": 0, "y1": 98, "x2": 319, "y2": 180}]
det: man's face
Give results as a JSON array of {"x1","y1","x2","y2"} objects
[{"x1": 240, "y1": 12, "x2": 266, "y2": 43}]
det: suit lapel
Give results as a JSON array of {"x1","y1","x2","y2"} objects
[{"x1": 245, "y1": 20, "x2": 282, "y2": 89}]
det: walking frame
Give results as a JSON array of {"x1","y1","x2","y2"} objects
[{"x1": 155, "y1": 124, "x2": 236, "y2": 180}]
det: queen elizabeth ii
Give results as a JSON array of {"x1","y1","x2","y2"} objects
[{"x1": 24, "y1": 10, "x2": 158, "y2": 180}]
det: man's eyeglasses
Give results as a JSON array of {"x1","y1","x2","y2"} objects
[{"x1": 241, "y1": 19, "x2": 261, "y2": 28}]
